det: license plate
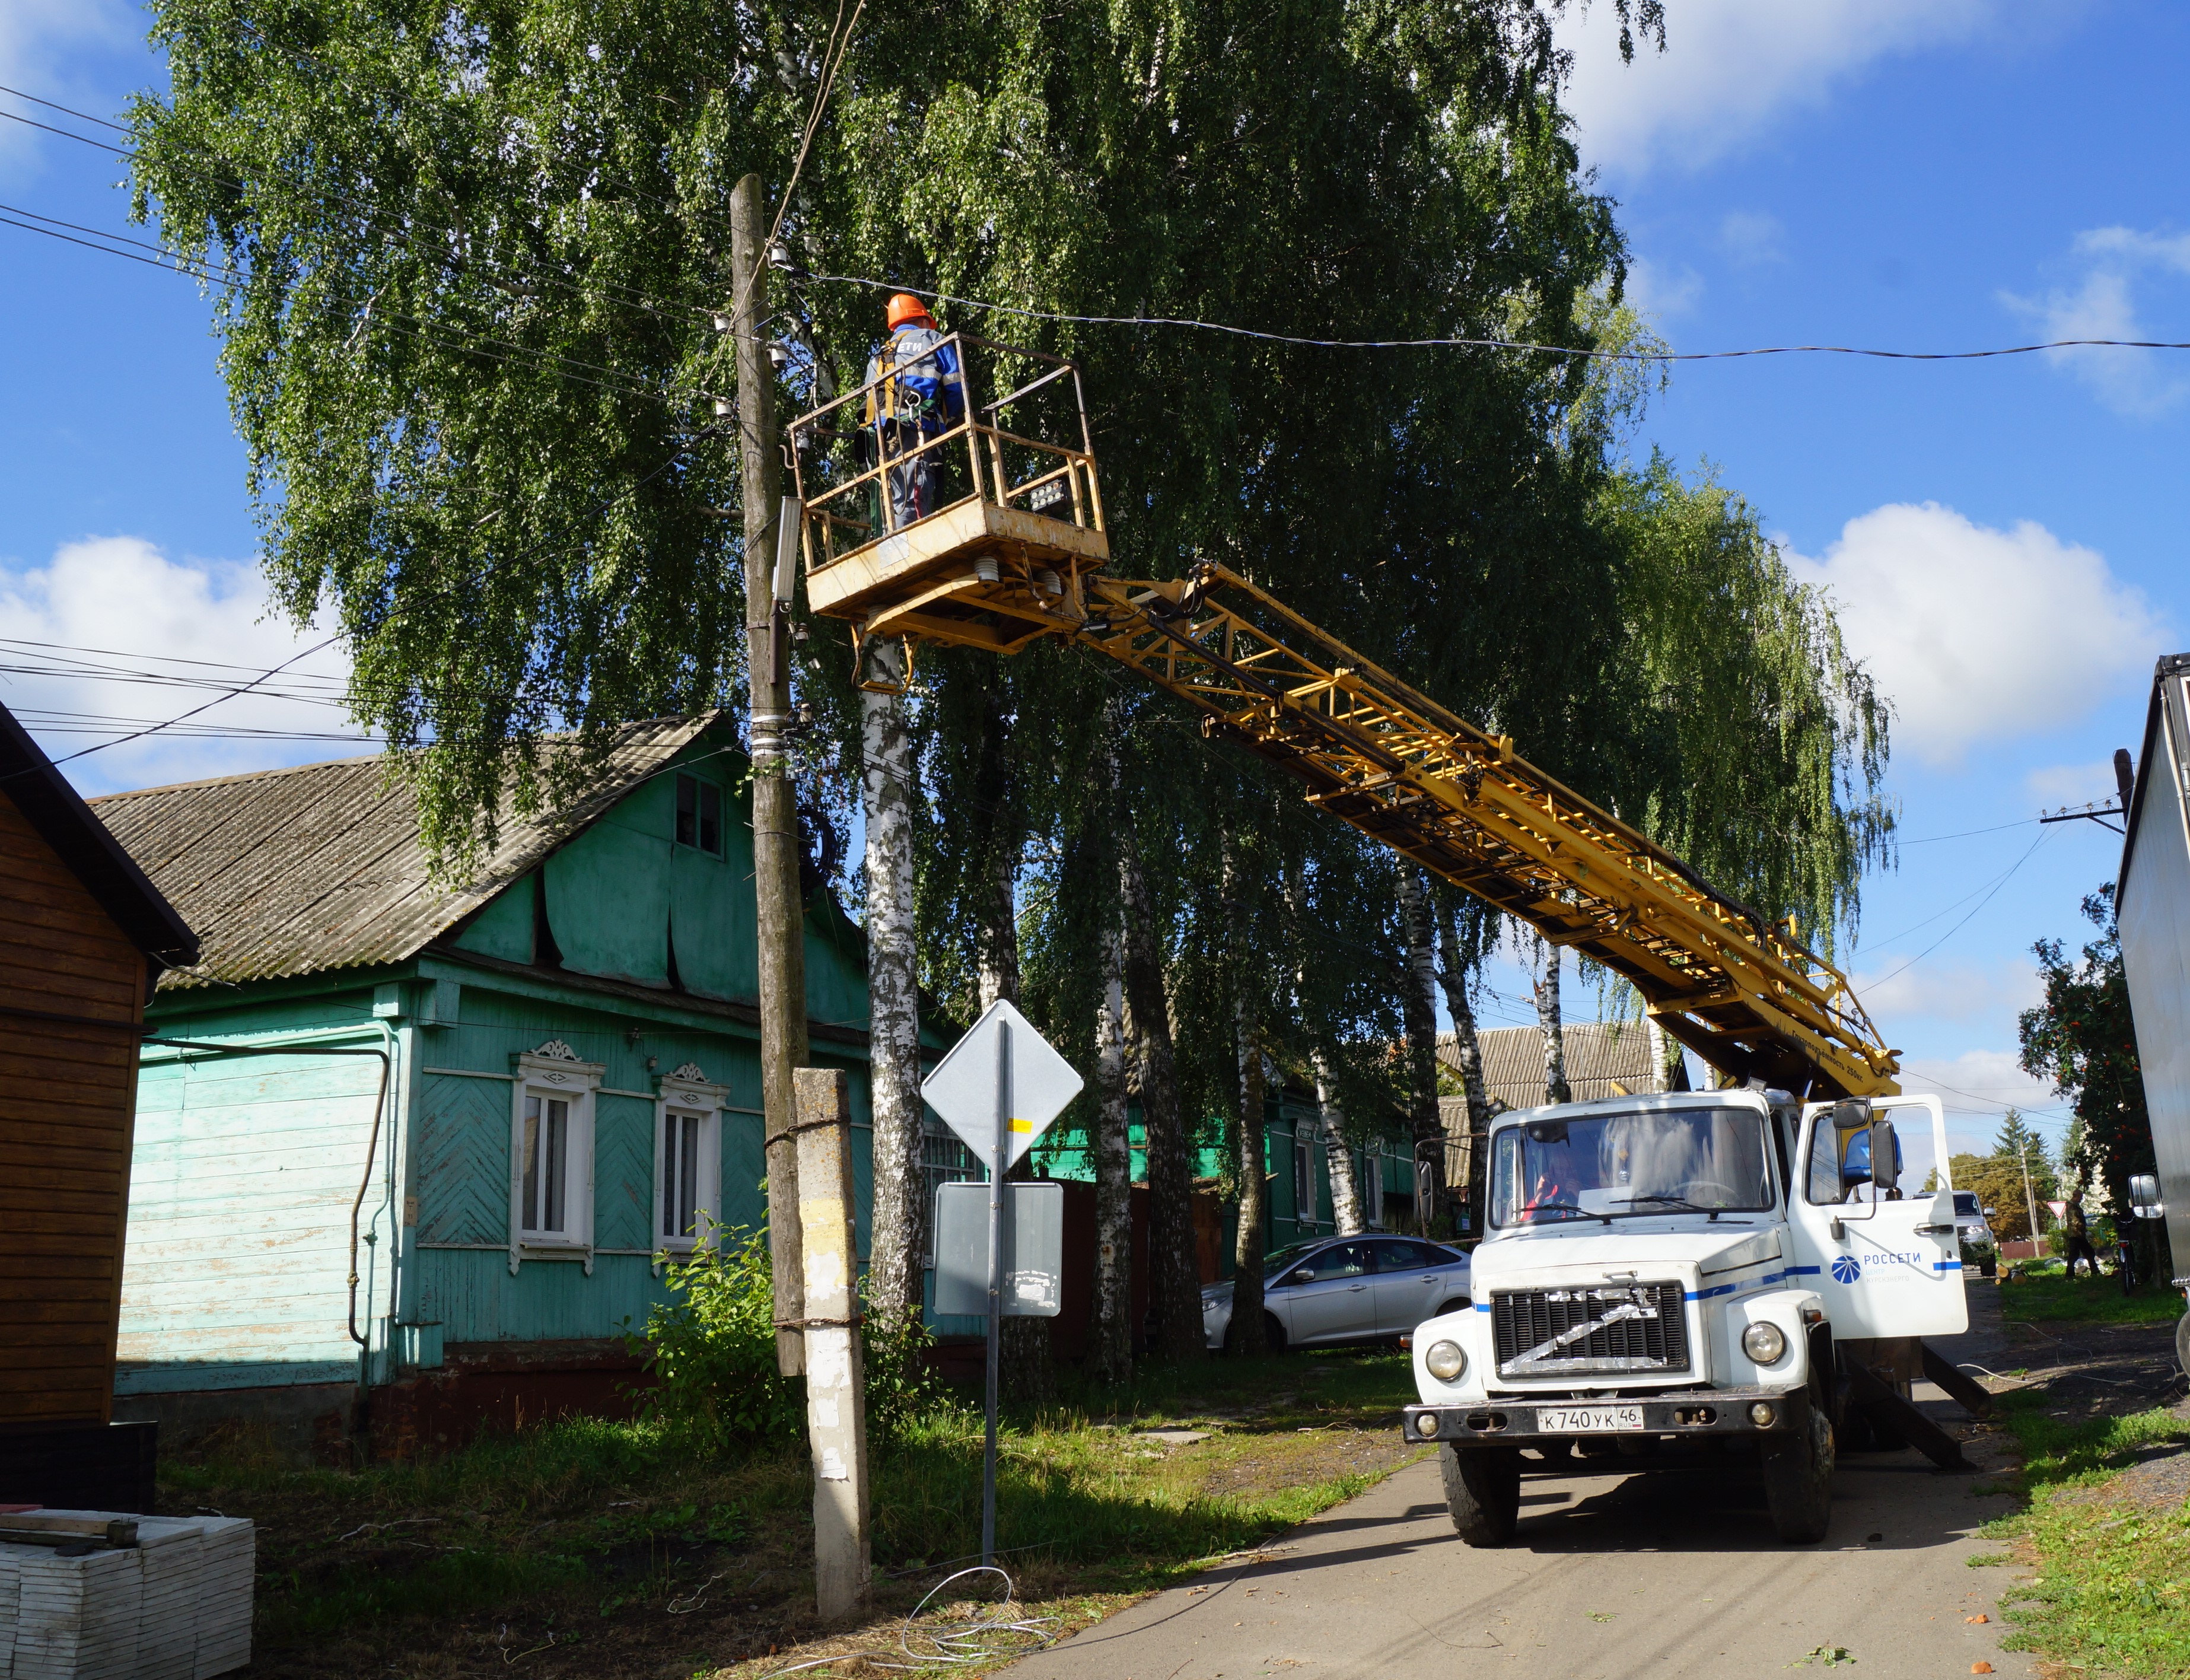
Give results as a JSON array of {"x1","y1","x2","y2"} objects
[{"x1": 1535, "y1": 1404, "x2": 1645, "y2": 1433}]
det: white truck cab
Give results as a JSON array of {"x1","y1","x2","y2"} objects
[{"x1": 1400, "y1": 1087, "x2": 1966, "y2": 1543}]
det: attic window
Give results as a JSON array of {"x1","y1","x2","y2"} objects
[{"x1": 676, "y1": 774, "x2": 723, "y2": 857}]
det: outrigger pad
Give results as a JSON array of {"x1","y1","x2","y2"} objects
[{"x1": 1844, "y1": 1358, "x2": 1973, "y2": 1471}]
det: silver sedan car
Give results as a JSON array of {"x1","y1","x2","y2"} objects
[{"x1": 1201, "y1": 1234, "x2": 1472, "y2": 1353}]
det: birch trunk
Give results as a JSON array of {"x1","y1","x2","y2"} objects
[
  {"x1": 1090, "y1": 901, "x2": 1134, "y2": 1383},
  {"x1": 1229, "y1": 1014, "x2": 1269, "y2": 1353},
  {"x1": 1431, "y1": 895, "x2": 1492, "y2": 1228},
  {"x1": 1313, "y1": 1052, "x2": 1364, "y2": 1236},
  {"x1": 861, "y1": 639, "x2": 924, "y2": 1328},
  {"x1": 1225, "y1": 828, "x2": 1268, "y2": 1355},
  {"x1": 1396, "y1": 863, "x2": 1443, "y2": 1226},
  {"x1": 1122, "y1": 816, "x2": 1204, "y2": 1364},
  {"x1": 1532, "y1": 931, "x2": 1572, "y2": 1104},
  {"x1": 1644, "y1": 1014, "x2": 1679, "y2": 1093},
  {"x1": 1087, "y1": 713, "x2": 1134, "y2": 1383}
]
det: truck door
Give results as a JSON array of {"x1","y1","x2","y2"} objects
[{"x1": 1788, "y1": 1094, "x2": 1967, "y2": 1339}]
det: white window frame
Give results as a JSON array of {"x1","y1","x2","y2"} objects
[
  {"x1": 508, "y1": 1041, "x2": 604, "y2": 1275},
  {"x1": 653, "y1": 1063, "x2": 728, "y2": 1255},
  {"x1": 1294, "y1": 1119, "x2": 1319, "y2": 1230},
  {"x1": 1363, "y1": 1137, "x2": 1385, "y2": 1227}
]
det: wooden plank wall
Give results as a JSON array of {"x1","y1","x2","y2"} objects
[
  {"x1": 0, "y1": 795, "x2": 147, "y2": 1427},
  {"x1": 119, "y1": 1047, "x2": 384, "y2": 1383}
]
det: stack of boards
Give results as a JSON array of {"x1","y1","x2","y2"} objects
[{"x1": 0, "y1": 1513, "x2": 254, "y2": 1679}]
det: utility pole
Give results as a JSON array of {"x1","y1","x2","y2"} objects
[
  {"x1": 2018, "y1": 1138, "x2": 2043, "y2": 1255},
  {"x1": 730, "y1": 172, "x2": 810, "y2": 1376},
  {"x1": 794, "y1": 1068, "x2": 871, "y2": 1618}
]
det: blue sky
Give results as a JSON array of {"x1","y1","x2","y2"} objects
[{"x1": 2, "y1": 1, "x2": 2183, "y2": 1158}]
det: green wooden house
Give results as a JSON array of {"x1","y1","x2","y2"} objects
[{"x1": 91, "y1": 717, "x2": 880, "y2": 1457}]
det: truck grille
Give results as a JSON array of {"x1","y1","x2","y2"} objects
[{"x1": 1491, "y1": 1282, "x2": 1689, "y2": 1378}]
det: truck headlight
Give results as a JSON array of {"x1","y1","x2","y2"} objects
[
  {"x1": 1741, "y1": 1322, "x2": 1787, "y2": 1365},
  {"x1": 1424, "y1": 1339, "x2": 1467, "y2": 1382}
]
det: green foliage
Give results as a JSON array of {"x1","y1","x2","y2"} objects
[
  {"x1": 1982, "y1": 1391, "x2": 2190, "y2": 1677},
  {"x1": 631, "y1": 1223, "x2": 802, "y2": 1444},
  {"x1": 862, "y1": 1297, "x2": 961, "y2": 1443},
  {"x1": 2020, "y1": 886, "x2": 2156, "y2": 1223},
  {"x1": 1596, "y1": 456, "x2": 1893, "y2": 963},
  {"x1": 1994, "y1": 1271, "x2": 2183, "y2": 1326}
]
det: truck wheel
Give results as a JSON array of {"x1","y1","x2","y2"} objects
[
  {"x1": 2176, "y1": 1310, "x2": 2190, "y2": 1379},
  {"x1": 1762, "y1": 1406, "x2": 1835, "y2": 1544},
  {"x1": 1440, "y1": 1444, "x2": 1521, "y2": 1547}
]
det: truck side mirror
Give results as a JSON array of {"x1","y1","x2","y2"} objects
[
  {"x1": 1869, "y1": 1119, "x2": 1900, "y2": 1197},
  {"x1": 2130, "y1": 1173, "x2": 2164, "y2": 1220},
  {"x1": 1831, "y1": 1097, "x2": 1871, "y2": 1132}
]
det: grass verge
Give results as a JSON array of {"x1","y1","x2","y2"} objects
[
  {"x1": 165, "y1": 1350, "x2": 1424, "y2": 1680},
  {"x1": 1976, "y1": 1386, "x2": 2190, "y2": 1677},
  {"x1": 1991, "y1": 1270, "x2": 2184, "y2": 1326}
]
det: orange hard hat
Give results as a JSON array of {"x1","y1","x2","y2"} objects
[{"x1": 886, "y1": 291, "x2": 934, "y2": 331}]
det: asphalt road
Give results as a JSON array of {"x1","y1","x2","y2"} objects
[{"x1": 1008, "y1": 1294, "x2": 2033, "y2": 1680}]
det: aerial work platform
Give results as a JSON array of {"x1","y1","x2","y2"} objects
[{"x1": 788, "y1": 333, "x2": 1108, "y2": 656}]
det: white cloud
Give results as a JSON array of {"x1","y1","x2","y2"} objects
[
  {"x1": 1625, "y1": 254, "x2": 1702, "y2": 319},
  {"x1": 0, "y1": 537, "x2": 359, "y2": 797},
  {"x1": 1899, "y1": 1048, "x2": 2065, "y2": 1144},
  {"x1": 2025, "y1": 760, "x2": 2120, "y2": 810},
  {"x1": 1783, "y1": 502, "x2": 2165, "y2": 766},
  {"x1": 1717, "y1": 210, "x2": 1787, "y2": 267},
  {"x1": 1851, "y1": 957, "x2": 2042, "y2": 1028},
  {"x1": 1553, "y1": 0, "x2": 2002, "y2": 177},
  {"x1": 2001, "y1": 225, "x2": 2190, "y2": 417},
  {"x1": 0, "y1": 1, "x2": 135, "y2": 180}
]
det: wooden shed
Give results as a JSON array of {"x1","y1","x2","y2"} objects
[{"x1": 0, "y1": 701, "x2": 198, "y2": 1510}]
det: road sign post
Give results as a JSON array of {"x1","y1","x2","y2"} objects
[{"x1": 921, "y1": 1000, "x2": 1083, "y2": 1566}]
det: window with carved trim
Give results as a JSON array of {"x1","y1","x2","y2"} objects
[
  {"x1": 657, "y1": 1107, "x2": 721, "y2": 1248},
  {"x1": 508, "y1": 1045, "x2": 601, "y2": 1261}
]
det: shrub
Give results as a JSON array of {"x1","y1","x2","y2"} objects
[{"x1": 632, "y1": 1221, "x2": 802, "y2": 1444}]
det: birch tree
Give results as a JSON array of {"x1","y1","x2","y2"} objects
[{"x1": 860, "y1": 640, "x2": 924, "y2": 1326}]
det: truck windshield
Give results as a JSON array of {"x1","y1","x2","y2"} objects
[{"x1": 1488, "y1": 1107, "x2": 1775, "y2": 1226}]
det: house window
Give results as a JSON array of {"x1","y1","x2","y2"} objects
[
  {"x1": 508, "y1": 1043, "x2": 603, "y2": 1270},
  {"x1": 1363, "y1": 1139, "x2": 1384, "y2": 1226},
  {"x1": 1294, "y1": 1121, "x2": 1318, "y2": 1229},
  {"x1": 922, "y1": 1116, "x2": 981, "y2": 1266},
  {"x1": 652, "y1": 1065, "x2": 728, "y2": 1252},
  {"x1": 520, "y1": 1093, "x2": 573, "y2": 1235},
  {"x1": 676, "y1": 774, "x2": 723, "y2": 857}
]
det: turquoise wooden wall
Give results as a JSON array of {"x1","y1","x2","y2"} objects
[{"x1": 117, "y1": 733, "x2": 880, "y2": 1396}]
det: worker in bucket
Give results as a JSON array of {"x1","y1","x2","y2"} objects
[{"x1": 862, "y1": 292, "x2": 965, "y2": 532}]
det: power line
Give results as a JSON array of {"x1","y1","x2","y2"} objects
[
  {"x1": 1852, "y1": 828, "x2": 2051, "y2": 997},
  {"x1": 25, "y1": 635, "x2": 342, "y2": 774},
  {"x1": 805, "y1": 271, "x2": 2190, "y2": 364},
  {"x1": 0, "y1": 90, "x2": 708, "y2": 331},
  {"x1": 1897, "y1": 817, "x2": 2042, "y2": 847}
]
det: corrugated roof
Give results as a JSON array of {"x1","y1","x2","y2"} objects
[
  {"x1": 90, "y1": 718, "x2": 714, "y2": 991},
  {"x1": 1438, "y1": 1022, "x2": 1671, "y2": 1112}
]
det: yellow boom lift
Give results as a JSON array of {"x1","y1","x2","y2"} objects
[{"x1": 788, "y1": 340, "x2": 1899, "y2": 1102}]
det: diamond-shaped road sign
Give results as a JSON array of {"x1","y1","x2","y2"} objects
[{"x1": 921, "y1": 999, "x2": 1083, "y2": 1176}]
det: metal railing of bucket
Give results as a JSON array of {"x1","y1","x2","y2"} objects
[{"x1": 787, "y1": 332, "x2": 1106, "y2": 580}]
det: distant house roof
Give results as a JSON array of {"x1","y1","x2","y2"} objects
[
  {"x1": 89, "y1": 717, "x2": 714, "y2": 991},
  {"x1": 0, "y1": 701, "x2": 198, "y2": 972},
  {"x1": 1437, "y1": 1021, "x2": 1680, "y2": 1112}
]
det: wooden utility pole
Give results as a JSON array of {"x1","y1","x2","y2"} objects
[
  {"x1": 731, "y1": 172, "x2": 810, "y2": 1376},
  {"x1": 794, "y1": 1068, "x2": 872, "y2": 1619}
]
